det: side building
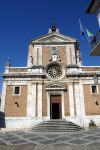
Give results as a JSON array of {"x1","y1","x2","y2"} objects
[
  {"x1": 86, "y1": 0, "x2": 100, "y2": 55},
  {"x1": 1, "y1": 24, "x2": 100, "y2": 129}
]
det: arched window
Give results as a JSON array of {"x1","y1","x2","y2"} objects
[{"x1": 52, "y1": 47, "x2": 58, "y2": 55}]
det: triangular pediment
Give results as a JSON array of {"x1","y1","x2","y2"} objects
[
  {"x1": 46, "y1": 83, "x2": 64, "y2": 89},
  {"x1": 31, "y1": 33, "x2": 76, "y2": 43}
]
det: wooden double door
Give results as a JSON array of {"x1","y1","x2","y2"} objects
[{"x1": 50, "y1": 95, "x2": 62, "y2": 119}]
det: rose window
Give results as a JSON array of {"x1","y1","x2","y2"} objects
[{"x1": 46, "y1": 63, "x2": 65, "y2": 80}]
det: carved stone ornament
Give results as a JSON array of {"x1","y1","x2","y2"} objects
[{"x1": 46, "y1": 63, "x2": 65, "y2": 80}]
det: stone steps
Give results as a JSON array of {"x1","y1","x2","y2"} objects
[
  {"x1": 32, "y1": 119, "x2": 84, "y2": 133},
  {"x1": 32, "y1": 129, "x2": 82, "y2": 132}
]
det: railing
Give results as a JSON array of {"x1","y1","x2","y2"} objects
[{"x1": 90, "y1": 30, "x2": 100, "y2": 50}]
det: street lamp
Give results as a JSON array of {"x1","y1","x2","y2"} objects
[
  {"x1": 93, "y1": 74, "x2": 98, "y2": 85},
  {"x1": 93, "y1": 74, "x2": 99, "y2": 105}
]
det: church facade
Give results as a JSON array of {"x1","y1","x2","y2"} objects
[{"x1": 1, "y1": 25, "x2": 100, "y2": 129}]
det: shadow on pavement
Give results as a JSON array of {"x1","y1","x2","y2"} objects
[{"x1": 0, "y1": 111, "x2": 5, "y2": 128}]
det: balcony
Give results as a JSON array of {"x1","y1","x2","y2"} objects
[{"x1": 90, "y1": 30, "x2": 100, "y2": 56}]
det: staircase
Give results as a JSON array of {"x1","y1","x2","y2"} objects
[{"x1": 32, "y1": 120, "x2": 84, "y2": 133}]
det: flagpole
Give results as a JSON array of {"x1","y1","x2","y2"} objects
[{"x1": 79, "y1": 19, "x2": 91, "y2": 47}]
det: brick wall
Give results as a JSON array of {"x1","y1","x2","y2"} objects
[
  {"x1": 64, "y1": 92, "x2": 70, "y2": 116},
  {"x1": 82, "y1": 67, "x2": 100, "y2": 71},
  {"x1": 83, "y1": 84, "x2": 100, "y2": 115},
  {"x1": 5, "y1": 85, "x2": 27, "y2": 117},
  {"x1": 42, "y1": 84, "x2": 47, "y2": 116},
  {"x1": 43, "y1": 46, "x2": 67, "y2": 67},
  {"x1": 9, "y1": 68, "x2": 28, "y2": 72}
]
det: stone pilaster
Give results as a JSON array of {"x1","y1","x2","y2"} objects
[
  {"x1": 79, "y1": 82, "x2": 86, "y2": 116},
  {"x1": 34, "y1": 46, "x2": 38, "y2": 65},
  {"x1": 66, "y1": 45, "x2": 71, "y2": 65},
  {"x1": 27, "y1": 44, "x2": 34, "y2": 67},
  {"x1": 1, "y1": 81, "x2": 7, "y2": 112},
  {"x1": 47, "y1": 92, "x2": 50, "y2": 118},
  {"x1": 38, "y1": 45, "x2": 42, "y2": 65},
  {"x1": 68, "y1": 83, "x2": 75, "y2": 116},
  {"x1": 74, "y1": 83, "x2": 80, "y2": 116},
  {"x1": 27, "y1": 84, "x2": 36, "y2": 117},
  {"x1": 61, "y1": 92, "x2": 65, "y2": 119},
  {"x1": 74, "y1": 82, "x2": 85, "y2": 117},
  {"x1": 37, "y1": 84, "x2": 42, "y2": 117},
  {"x1": 33, "y1": 45, "x2": 42, "y2": 65},
  {"x1": 71, "y1": 45, "x2": 76, "y2": 64}
]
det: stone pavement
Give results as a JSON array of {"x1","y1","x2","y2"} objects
[
  {"x1": 0, "y1": 145, "x2": 100, "y2": 150},
  {"x1": 0, "y1": 128, "x2": 100, "y2": 149}
]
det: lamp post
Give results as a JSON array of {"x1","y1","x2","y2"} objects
[
  {"x1": 93, "y1": 74, "x2": 98, "y2": 85},
  {"x1": 93, "y1": 74, "x2": 99, "y2": 105}
]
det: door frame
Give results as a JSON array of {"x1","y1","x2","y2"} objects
[
  {"x1": 47, "y1": 91, "x2": 65, "y2": 119},
  {"x1": 50, "y1": 95, "x2": 62, "y2": 119}
]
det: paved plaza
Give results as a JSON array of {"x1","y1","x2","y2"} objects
[{"x1": 0, "y1": 128, "x2": 100, "y2": 149}]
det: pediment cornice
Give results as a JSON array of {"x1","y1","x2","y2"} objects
[{"x1": 31, "y1": 33, "x2": 77, "y2": 44}]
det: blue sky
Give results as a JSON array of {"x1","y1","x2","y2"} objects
[{"x1": 0, "y1": 0, "x2": 100, "y2": 92}]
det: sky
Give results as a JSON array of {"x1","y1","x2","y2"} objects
[{"x1": 0, "y1": 0, "x2": 100, "y2": 92}]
